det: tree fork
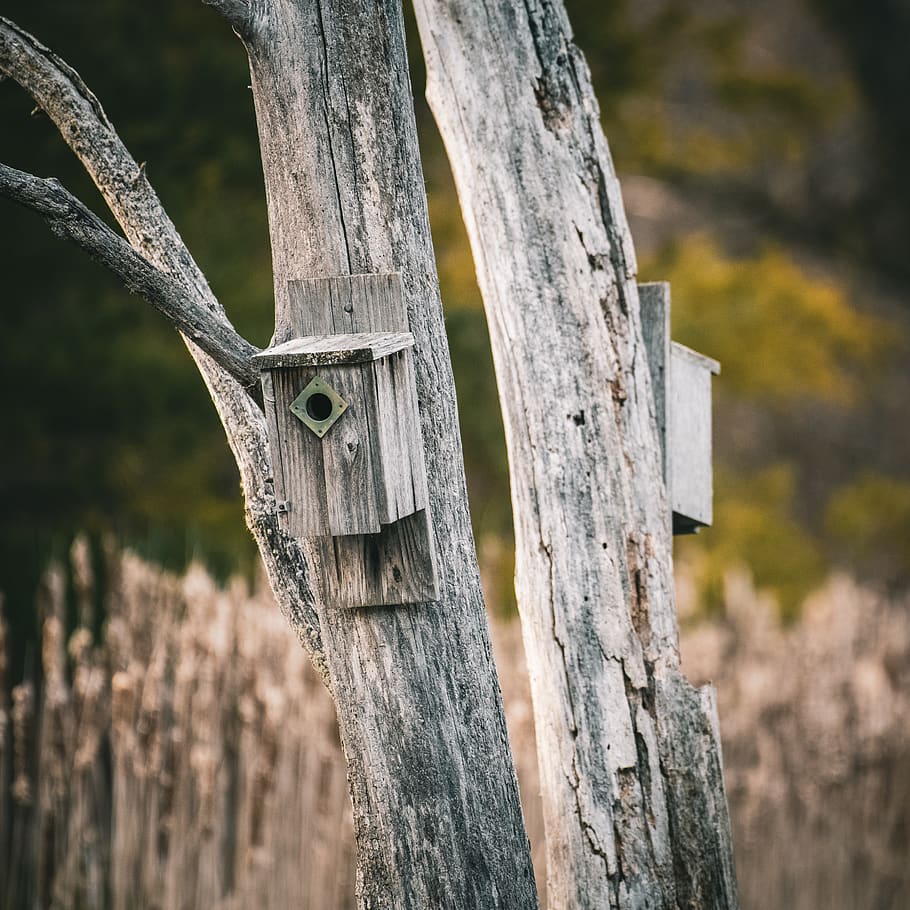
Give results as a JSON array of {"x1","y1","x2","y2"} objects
[{"x1": 0, "y1": 14, "x2": 327, "y2": 678}]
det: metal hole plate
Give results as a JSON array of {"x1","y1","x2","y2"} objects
[{"x1": 289, "y1": 376, "x2": 348, "y2": 438}]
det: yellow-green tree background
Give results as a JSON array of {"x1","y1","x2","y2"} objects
[{"x1": 1, "y1": 0, "x2": 908, "y2": 675}]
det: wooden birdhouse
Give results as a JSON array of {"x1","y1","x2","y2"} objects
[
  {"x1": 640, "y1": 282, "x2": 721, "y2": 535},
  {"x1": 253, "y1": 273, "x2": 438, "y2": 608},
  {"x1": 254, "y1": 331, "x2": 427, "y2": 537}
]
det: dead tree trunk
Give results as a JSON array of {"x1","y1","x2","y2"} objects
[
  {"x1": 234, "y1": 4, "x2": 538, "y2": 905},
  {"x1": 413, "y1": 2, "x2": 739, "y2": 907},
  {"x1": 0, "y1": 5, "x2": 538, "y2": 907}
]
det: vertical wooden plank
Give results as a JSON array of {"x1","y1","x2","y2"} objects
[
  {"x1": 369, "y1": 354, "x2": 411, "y2": 523},
  {"x1": 639, "y1": 281, "x2": 670, "y2": 483},
  {"x1": 395, "y1": 346, "x2": 429, "y2": 512},
  {"x1": 272, "y1": 367, "x2": 331, "y2": 537},
  {"x1": 260, "y1": 371, "x2": 291, "y2": 535},
  {"x1": 284, "y1": 278, "x2": 332, "y2": 337},
  {"x1": 669, "y1": 343, "x2": 714, "y2": 530},
  {"x1": 326, "y1": 275, "x2": 356, "y2": 334},
  {"x1": 287, "y1": 272, "x2": 408, "y2": 339},
  {"x1": 318, "y1": 363, "x2": 382, "y2": 536},
  {"x1": 384, "y1": 349, "x2": 428, "y2": 516},
  {"x1": 360, "y1": 355, "x2": 395, "y2": 524},
  {"x1": 347, "y1": 272, "x2": 407, "y2": 332}
]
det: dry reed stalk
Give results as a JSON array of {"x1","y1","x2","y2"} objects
[
  {"x1": 2, "y1": 546, "x2": 908, "y2": 909},
  {"x1": 681, "y1": 569, "x2": 910, "y2": 910},
  {"x1": 35, "y1": 562, "x2": 74, "y2": 910},
  {"x1": 110, "y1": 667, "x2": 139, "y2": 910},
  {"x1": 58, "y1": 616, "x2": 109, "y2": 909},
  {"x1": 7, "y1": 680, "x2": 36, "y2": 910},
  {"x1": 70, "y1": 536, "x2": 95, "y2": 633}
]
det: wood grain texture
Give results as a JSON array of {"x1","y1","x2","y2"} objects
[
  {"x1": 311, "y1": 508, "x2": 438, "y2": 608},
  {"x1": 640, "y1": 282, "x2": 671, "y2": 484},
  {"x1": 379, "y1": 351, "x2": 428, "y2": 520},
  {"x1": 245, "y1": 4, "x2": 538, "y2": 907},
  {"x1": 415, "y1": 2, "x2": 738, "y2": 907},
  {"x1": 253, "y1": 331, "x2": 415, "y2": 367},
  {"x1": 319, "y1": 362, "x2": 383, "y2": 537},
  {"x1": 267, "y1": 367, "x2": 333, "y2": 537},
  {"x1": 263, "y1": 354, "x2": 426, "y2": 540},
  {"x1": 286, "y1": 272, "x2": 408, "y2": 337}
]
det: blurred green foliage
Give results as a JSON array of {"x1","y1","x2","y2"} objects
[
  {"x1": 1, "y1": 0, "x2": 909, "y2": 662},
  {"x1": 826, "y1": 474, "x2": 910, "y2": 591},
  {"x1": 677, "y1": 464, "x2": 828, "y2": 622},
  {"x1": 648, "y1": 234, "x2": 888, "y2": 407},
  {"x1": 572, "y1": 0, "x2": 851, "y2": 181}
]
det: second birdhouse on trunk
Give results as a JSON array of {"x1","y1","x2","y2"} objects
[
  {"x1": 253, "y1": 273, "x2": 438, "y2": 609},
  {"x1": 640, "y1": 281, "x2": 720, "y2": 535}
]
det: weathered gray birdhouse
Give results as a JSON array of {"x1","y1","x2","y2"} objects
[
  {"x1": 254, "y1": 331, "x2": 428, "y2": 537},
  {"x1": 640, "y1": 282, "x2": 720, "y2": 534},
  {"x1": 253, "y1": 273, "x2": 438, "y2": 608}
]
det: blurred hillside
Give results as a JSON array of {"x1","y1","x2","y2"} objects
[{"x1": 1, "y1": 0, "x2": 909, "y2": 670}]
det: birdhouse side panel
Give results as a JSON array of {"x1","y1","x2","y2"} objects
[
  {"x1": 369, "y1": 351, "x2": 428, "y2": 525},
  {"x1": 395, "y1": 349, "x2": 430, "y2": 512},
  {"x1": 267, "y1": 367, "x2": 331, "y2": 537},
  {"x1": 668, "y1": 349, "x2": 713, "y2": 528}
]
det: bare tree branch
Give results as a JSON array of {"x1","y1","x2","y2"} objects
[
  {"x1": 0, "y1": 17, "x2": 226, "y2": 323},
  {"x1": 0, "y1": 16, "x2": 328, "y2": 677},
  {"x1": 0, "y1": 163, "x2": 261, "y2": 392}
]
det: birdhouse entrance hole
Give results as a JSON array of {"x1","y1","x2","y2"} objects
[{"x1": 307, "y1": 392, "x2": 332, "y2": 421}]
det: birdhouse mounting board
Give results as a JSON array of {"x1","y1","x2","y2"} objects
[{"x1": 257, "y1": 272, "x2": 438, "y2": 609}]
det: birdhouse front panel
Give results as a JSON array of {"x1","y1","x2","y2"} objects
[{"x1": 269, "y1": 363, "x2": 380, "y2": 538}]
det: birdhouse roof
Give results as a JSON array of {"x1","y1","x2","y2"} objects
[
  {"x1": 670, "y1": 341, "x2": 720, "y2": 375},
  {"x1": 252, "y1": 331, "x2": 415, "y2": 368}
]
